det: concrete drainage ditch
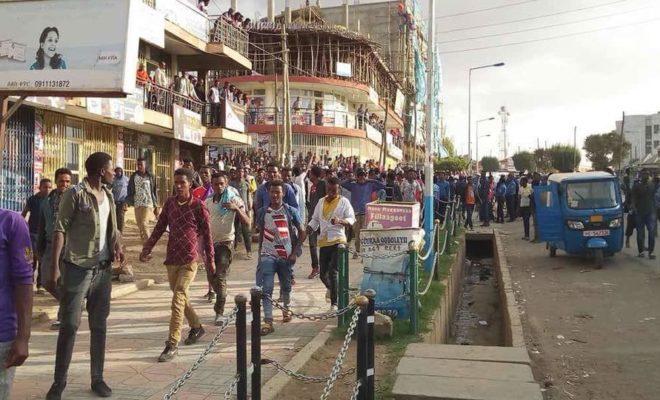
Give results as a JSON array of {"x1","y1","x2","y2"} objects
[{"x1": 392, "y1": 231, "x2": 543, "y2": 400}]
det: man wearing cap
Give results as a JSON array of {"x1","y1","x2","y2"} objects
[{"x1": 341, "y1": 169, "x2": 386, "y2": 259}]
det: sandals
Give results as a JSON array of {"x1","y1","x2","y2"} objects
[
  {"x1": 282, "y1": 311, "x2": 292, "y2": 323},
  {"x1": 261, "y1": 321, "x2": 275, "y2": 336}
]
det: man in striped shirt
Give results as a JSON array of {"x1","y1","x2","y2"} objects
[{"x1": 255, "y1": 180, "x2": 306, "y2": 336}]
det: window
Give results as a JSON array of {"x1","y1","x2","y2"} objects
[
  {"x1": 646, "y1": 131, "x2": 653, "y2": 140},
  {"x1": 566, "y1": 181, "x2": 617, "y2": 209},
  {"x1": 655, "y1": 124, "x2": 660, "y2": 134},
  {"x1": 646, "y1": 125, "x2": 652, "y2": 135}
]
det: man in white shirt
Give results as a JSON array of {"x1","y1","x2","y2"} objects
[
  {"x1": 208, "y1": 80, "x2": 221, "y2": 126},
  {"x1": 307, "y1": 177, "x2": 355, "y2": 310}
]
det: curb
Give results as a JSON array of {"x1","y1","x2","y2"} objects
[
  {"x1": 32, "y1": 278, "x2": 155, "y2": 322},
  {"x1": 261, "y1": 325, "x2": 333, "y2": 400}
]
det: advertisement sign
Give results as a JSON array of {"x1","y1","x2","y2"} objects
[
  {"x1": 157, "y1": 0, "x2": 209, "y2": 42},
  {"x1": 394, "y1": 89, "x2": 405, "y2": 118},
  {"x1": 336, "y1": 62, "x2": 352, "y2": 77},
  {"x1": 366, "y1": 201, "x2": 420, "y2": 229},
  {"x1": 0, "y1": 0, "x2": 139, "y2": 96},
  {"x1": 359, "y1": 228, "x2": 425, "y2": 318},
  {"x1": 87, "y1": 86, "x2": 145, "y2": 124},
  {"x1": 173, "y1": 104, "x2": 203, "y2": 146},
  {"x1": 221, "y1": 101, "x2": 246, "y2": 133}
]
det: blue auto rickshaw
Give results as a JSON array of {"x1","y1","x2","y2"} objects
[{"x1": 534, "y1": 172, "x2": 624, "y2": 268}]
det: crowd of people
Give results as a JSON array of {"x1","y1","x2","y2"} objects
[{"x1": 2, "y1": 146, "x2": 658, "y2": 399}]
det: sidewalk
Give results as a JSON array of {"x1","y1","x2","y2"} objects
[{"x1": 14, "y1": 221, "x2": 363, "y2": 399}]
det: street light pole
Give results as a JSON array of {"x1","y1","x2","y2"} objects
[
  {"x1": 475, "y1": 117, "x2": 495, "y2": 169},
  {"x1": 467, "y1": 63, "x2": 505, "y2": 162},
  {"x1": 423, "y1": 0, "x2": 435, "y2": 274}
]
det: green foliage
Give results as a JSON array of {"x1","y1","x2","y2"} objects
[
  {"x1": 548, "y1": 144, "x2": 581, "y2": 172},
  {"x1": 480, "y1": 156, "x2": 500, "y2": 172},
  {"x1": 534, "y1": 148, "x2": 553, "y2": 172},
  {"x1": 434, "y1": 156, "x2": 468, "y2": 173},
  {"x1": 511, "y1": 151, "x2": 535, "y2": 172},
  {"x1": 583, "y1": 131, "x2": 631, "y2": 170},
  {"x1": 441, "y1": 136, "x2": 456, "y2": 157}
]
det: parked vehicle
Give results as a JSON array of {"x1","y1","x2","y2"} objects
[{"x1": 534, "y1": 172, "x2": 624, "y2": 268}]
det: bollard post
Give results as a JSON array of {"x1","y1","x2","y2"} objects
[
  {"x1": 445, "y1": 205, "x2": 452, "y2": 254},
  {"x1": 250, "y1": 287, "x2": 262, "y2": 400},
  {"x1": 235, "y1": 294, "x2": 248, "y2": 400},
  {"x1": 408, "y1": 241, "x2": 419, "y2": 335},
  {"x1": 355, "y1": 295, "x2": 369, "y2": 400},
  {"x1": 364, "y1": 289, "x2": 376, "y2": 400},
  {"x1": 433, "y1": 220, "x2": 441, "y2": 281},
  {"x1": 338, "y1": 244, "x2": 349, "y2": 328}
]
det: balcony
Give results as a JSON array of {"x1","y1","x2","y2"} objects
[{"x1": 154, "y1": 0, "x2": 251, "y2": 70}]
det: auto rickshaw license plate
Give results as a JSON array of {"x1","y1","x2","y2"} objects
[
  {"x1": 589, "y1": 215, "x2": 604, "y2": 223},
  {"x1": 583, "y1": 230, "x2": 609, "y2": 237}
]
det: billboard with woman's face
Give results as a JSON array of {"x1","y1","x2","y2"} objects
[{"x1": 0, "y1": 0, "x2": 140, "y2": 96}]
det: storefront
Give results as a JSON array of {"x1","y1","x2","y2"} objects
[
  {"x1": 122, "y1": 130, "x2": 174, "y2": 207},
  {"x1": 0, "y1": 106, "x2": 35, "y2": 211}
]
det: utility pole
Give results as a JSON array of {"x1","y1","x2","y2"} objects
[
  {"x1": 281, "y1": 24, "x2": 292, "y2": 166},
  {"x1": 274, "y1": 73, "x2": 280, "y2": 159},
  {"x1": 423, "y1": 0, "x2": 435, "y2": 274},
  {"x1": 573, "y1": 126, "x2": 577, "y2": 171}
]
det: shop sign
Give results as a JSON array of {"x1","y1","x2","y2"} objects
[
  {"x1": 173, "y1": 104, "x2": 203, "y2": 146},
  {"x1": 365, "y1": 201, "x2": 420, "y2": 230},
  {"x1": 0, "y1": 0, "x2": 139, "y2": 96},
  {"x1": 87, "y1": 86, "x2": 144, "y2": 124},
  {"x1": 366, "y1": 123, "x2": 382, "y2": 145},
  {"x1": 394, "y1": 89, "x2": 405, "y2": 118},
  {"x1": 336, "y1": 62, "x2": 352, "y2": 77}
]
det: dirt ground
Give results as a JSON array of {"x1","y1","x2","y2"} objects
[{"x1": 499, "y1": 221, "x2": 660, "y2": 400}]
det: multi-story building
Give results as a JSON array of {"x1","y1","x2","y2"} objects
[
  {"x1": 615, "y1": 112, "x2": 660, "y2": 165},
  {"x1": 217, "y1": 4, "x2": 409, "y2": 167},
  {"x1": 0, "y1": 0, "x2": 252, "y2": 211}
]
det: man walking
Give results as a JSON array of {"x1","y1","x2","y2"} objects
[
  {"x1": 46, "y1": 152, "x2": 123, "y2": 400},
  {"x1": 341, "y1": 169, "x2": 385, "y2": 259},
  {"x1": 37, "y1": 168, "x2": 72, "y2": 330},
  {"x1": 307, "y1": 166, "x2": 326, "y2": 278},
  {"x1": 140, "y1": 168, "x2": 215, "y2": 362},
  {"x1": 206, "y1": 172, "x2": 250, "y2": 324},
  {"x1": 192, "y1": 165, "x2": 214, "y2": 201},
  {"x1": 308, "y1": 177, "x2": 355, "y2": 310},
  {"x1": 127, "y1": 158, "x2": 159, "y2": 243},
  {"x1": 22, "y1": 178, "x2": 51, "y2": 294},
  {"x1": 631, "y1": 170, "x2": 656, "y2": 259},
  {"x1": 0, "y1": 208, "x2": 34, "y2": 400},
  {"x1": 255, "y1": 180, "x2": 307, "y2": 336},
  {"x1": 505, "y1": 173, "x2": 518, "y2": 222},
  {"x1": 112, "y1": 167, "x2": 129, "y2": 234},
  {"x1": 230, "y1": 168, "x2": 253, "y2": 259}
]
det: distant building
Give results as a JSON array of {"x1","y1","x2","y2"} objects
[{"x1": 616, "y1": 112, "x2": 660, "y2": 165}]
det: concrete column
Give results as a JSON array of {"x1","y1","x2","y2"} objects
[
  {"x1": 231, "y1": 0, "x2": 237, "y2": 10},
  {"x1": 285, "y1": 0, "x2": 291, "y2": 23},
  {"x1": 268, "y1": 0, "x2": 275, "y2": 21},
  {"x1": 343, "y1": 1, "x2": 349, "y2": 29}
]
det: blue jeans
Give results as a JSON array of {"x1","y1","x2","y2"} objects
[
  {"x1": 256, "y1": 256, "x2": 292, "y2": 321},
  {"x1": 635, "y1": 212, "x2": 657, "y2": 254},
  {"x1": 0, "y1": 341, "x2": 15, "y2": 399}
]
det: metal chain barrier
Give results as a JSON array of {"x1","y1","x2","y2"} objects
[
  {"x1": 262, "y1": 358, "x2": 355, "y2": 383},
  {"x1": 417, "y1": 253, "x2": 439, "y2": 296},
  {"x1": 349, "y1": 380, "x2": 362, "y2": 400},
  {"x1": 375, "y1": 292, "x2": 409, "y2": 307},
  {"x1": 417, "y1": 221, "x2": 439, "y2": 261},
  {"x1": 320, "y1": 308, "x2": 361, "y2": 400},
  {"x1": 162, "y1": 308, "x2": 239, "y2": 400},
  {"x1": 263, "y1": 293, "x2": 356, "y2": 321},
  {"x1": 223, "y1": 375, "x2": 240, "y2": 400}
]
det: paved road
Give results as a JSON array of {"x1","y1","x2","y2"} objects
[
  {"x1": 499, "y1": 221, "x2": 659, "y2": 400},
  {"x1": 13, "y1": 221, "x2": 363, "y2": 399}
]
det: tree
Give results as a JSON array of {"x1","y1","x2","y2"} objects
[
  {"x1": 534, "y1": 148, "x2": 552, "y2": 172},
  {"x1": 548, "y1": 144, "x2": 581, "y2": 172},
  {"x1": 583, "y1": 130, "x2": 631, "y2": 170},
  {"x1": 511, "y1": 151, "x2": 535, "y2": 172},
  {"x1": 441, "y1": 136, "x2": 456, "y2": 157},
  {"x1": 434, "y1": 156, "x2": 469, "y2": 173},
  {"x1": 480, "y1": 156, "x2": 500, "y2": 172}
]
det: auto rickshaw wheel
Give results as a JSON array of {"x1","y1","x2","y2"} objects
[
  {"x1": 549, "y1": 246, "x2": 557, "y2": 257},
  {"x1": 594, "y1": 249, "x2": 604, "y2": 269}
]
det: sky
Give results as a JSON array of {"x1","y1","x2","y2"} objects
[{"x1": 210, "y1": 0, "x2": 660, "y2": 164}]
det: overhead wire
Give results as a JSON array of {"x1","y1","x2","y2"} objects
[
  {"x1": 436, "y1": 0, "x2": 629, "y2": 34},
  {"x1": 436, "y1": 3, "x2": 654, "y2": 44},
  {"x1": 436, "y1": 0, "x2": 543, "y2": 19},
  {"x1": 438, "y1": 15, "x2": 660, "y2": 54}
]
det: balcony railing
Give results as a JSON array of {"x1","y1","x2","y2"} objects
[
  {"x1": 210, "y1": 18, "x2": 249, "y2": 58},
  {"x1": 137, "y1": 79, "x2": 203, "y2": 118}
]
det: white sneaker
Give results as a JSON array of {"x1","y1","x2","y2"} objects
[{"x1": 330, "y1": 305, "x2": 338, "y2": 312}]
